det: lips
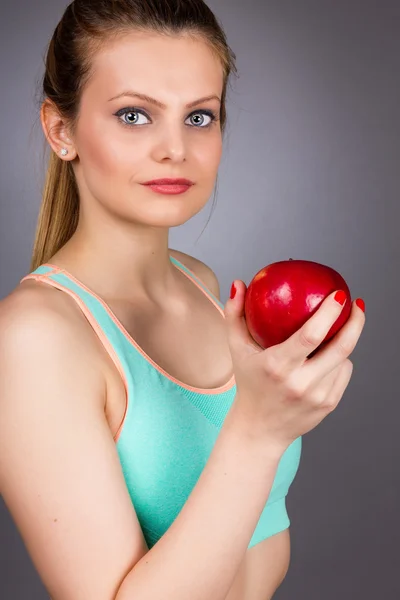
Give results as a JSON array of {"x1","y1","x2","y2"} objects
[{"x1": 142, "y1": 178, "x2": 194, "y2": 186}]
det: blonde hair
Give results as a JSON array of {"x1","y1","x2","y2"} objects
[{"x1": 30, "y1": 0, "x2": 238, "y2": 271}]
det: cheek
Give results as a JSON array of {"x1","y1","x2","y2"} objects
[
  {"x1": 194, "y1": 134, "x2": 222, "y2": 174},
  {"x1": 81, "y1": 141, "x2": 117, "y2": 175},
  {"x1": 78, "y1": 117, "x2": 142, "y2": 178}
]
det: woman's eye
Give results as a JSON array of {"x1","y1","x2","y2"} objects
[
  {"x1": 118, "y1": 110, "x2": 150, "y2": 126},
  {"x1": 185, "y1": 112, "x2": 215, "y2": 128}
]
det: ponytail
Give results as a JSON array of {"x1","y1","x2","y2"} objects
[{"x1": 30, "y1": 151, "x2": 79, "y2": 271}]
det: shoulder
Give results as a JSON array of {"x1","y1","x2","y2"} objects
[
  {"x1": 0, "y1": 279, "x2": 79, "y2": 335},
  {"x1": 169, "y1": 248, "x2": 221, "y2": 300},
  {"x1": 0, "y1": 284, "x2": 71, "y2": 361},
  {"x1": 0, "y1": 281, "x2": 107, "y2": 386},
  {"x1": 0, "y1": 282, "x2": 63, "y2": 338},
  {"x1": 0, "y1": 282, "x2": 108, "y2": 433}
]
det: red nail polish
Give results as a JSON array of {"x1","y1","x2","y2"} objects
[
  {"x1": 334, "y1": 290, "x2": 347, "y2": 306},
  {"x1": 230, "y1": 282, "x2": 237, "y2": 299},
  {"x1": 356, "y1": 298, "x2": 365, "y2": 313}
]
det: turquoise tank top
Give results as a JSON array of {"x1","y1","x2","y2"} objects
[{"x1": 21, "y1": 256, "x2": 302, "y2": 550}]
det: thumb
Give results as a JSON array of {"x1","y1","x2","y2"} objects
[{"x1": 224, "y1": 280, "x2": 261, "y2": 358}]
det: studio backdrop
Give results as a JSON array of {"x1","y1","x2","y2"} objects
[{"x1": 0, "y1": 1, "x2": 399, "y2": 598}]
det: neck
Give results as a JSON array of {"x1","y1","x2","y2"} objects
[{"x1": 49, "y1": 221, "x2": 179, "y2": 305}]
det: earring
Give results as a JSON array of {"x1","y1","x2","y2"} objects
[{"x1": 60, "y1": 148, "x2": 68, "y2": 157}]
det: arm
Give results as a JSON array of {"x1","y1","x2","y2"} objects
[
  {"x1": 0, "y1": 289, "x2": 284, "y2": 600},
  {"x1": 115, "y1": 405, "x2": 283, "y2": 600},
  {"x1": 0, "y1": 291, "x2": 148, "y2": 600}
]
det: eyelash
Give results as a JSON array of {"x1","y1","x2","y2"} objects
[{"x1": 113, "y1": 107, "x2": 219, "y2": 129}]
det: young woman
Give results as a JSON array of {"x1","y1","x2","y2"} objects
[{"x1": 0, "y1": 1, "x2": 366, "y2": 599}]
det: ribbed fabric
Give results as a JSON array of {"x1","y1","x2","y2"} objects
[{"x1": 21, "y1": 256, "x2": 302, "y2": 549}]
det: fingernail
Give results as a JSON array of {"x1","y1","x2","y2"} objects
[
  {"x1": 230, "y1": 282, "x2": 237, "y2": 300},
  {"x1": 334, "y1": 290, "x2": 347, "y2": 306},
  {"x1": 356, "y1": 298, "x2": 365, "y2": 313}
]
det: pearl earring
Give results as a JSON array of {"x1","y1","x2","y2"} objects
[{"x1": 60, "y1": 148, "x2": 68, "y2": 157}]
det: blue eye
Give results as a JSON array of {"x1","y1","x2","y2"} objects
[
  {"x1": 185, "y1": 111, "x2": 217, "y2": 128},
  {"x1": 113, "y1": 107, "x2": 218, "y2": 128},
  {"x1": 116, "y1": 109, "x2": 150, "y2": 126}
]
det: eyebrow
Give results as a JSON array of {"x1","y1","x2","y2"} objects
[{"x1": 108, "y1": 91, "x2": 221, "y2": 109}]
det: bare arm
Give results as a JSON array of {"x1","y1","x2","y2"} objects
[
  {"x1": 0, "y1": 291, "x2": 149, "y2": 600},
  {"x1": 115, "y1": 403, "x2": 283, "y2": 600},
  {"x1": 0, "y1": 290, "x2": 284, "y2": 600}
]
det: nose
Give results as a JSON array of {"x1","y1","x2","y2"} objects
[{"x1": 151, "y1": 121, "x2": 187, "y2": 163}]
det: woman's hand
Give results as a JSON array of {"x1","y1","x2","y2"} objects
[{"x1": 224, "y1": 282, "x2": 366, "y2": 450}]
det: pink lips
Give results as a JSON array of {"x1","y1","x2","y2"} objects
[
  {"x1": 142, "y1": 178, "x2": 194, "y2": 195},
  {"x1": 143, "y1": 178, "x2": 194, "y2": 186}
]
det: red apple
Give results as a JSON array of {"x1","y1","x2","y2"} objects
[{"x1": 244, "y1": 259, "x2": 352, "y2": 356}]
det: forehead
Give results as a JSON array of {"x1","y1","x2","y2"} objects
[{"x1": 85, "y1": 31, "x2": 224, "y2": 104}]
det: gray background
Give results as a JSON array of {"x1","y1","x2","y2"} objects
[{"x1": 0, "y1": 0, "x2": 399, "y2": 598}]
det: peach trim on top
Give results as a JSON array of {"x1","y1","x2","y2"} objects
[
  {"x1": 20, "y1": 269, "x2": 128, "y2": 443},
  {"x1": 22, "y1": 259, "x2": 236, "y2": 396}
]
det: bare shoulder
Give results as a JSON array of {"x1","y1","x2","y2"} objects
[
  {"x1": 1, "y1": 274, "x2": 77, "y2": 318},
  {"x1": 0, "y1": 278, "x2": 83, "y2": 341},
  {"x1": 0, "y1": 279, "x2": 69, "y2": 342},
  {"x1": 0, "y1": 279, "x2": 108, "y2": 400},
  {"x1": 169, "y1": 248, "x2": 221, "y2": 300}
]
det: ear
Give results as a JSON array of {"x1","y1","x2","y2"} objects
[{"x1": 40, "y1": 99, "x2": 77, "y2": 161}]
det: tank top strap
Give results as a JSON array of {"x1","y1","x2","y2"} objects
[
  {"x1": 19, "y1": 263, "x2": 148, "y2": 442},
  {"x1": 20, "y1": 264, "x2": 128, "y2": 329},
  {"x1": 169, "y1": 255, "x2": 225, "y2": 311},
  {"x1": 19, "y1": 264, "x2": 144, "y2": 364}
]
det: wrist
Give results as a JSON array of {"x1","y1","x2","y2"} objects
[{"x1": 225, "y1": 396, "x2": 287, "y2": 462}]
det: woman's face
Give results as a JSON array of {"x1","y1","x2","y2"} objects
[{"x1": 71, "y1": 31, "x2": 224, "y2": 228}]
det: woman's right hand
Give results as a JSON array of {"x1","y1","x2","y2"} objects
[{"x1": 224, "y1": 281, "x2": 366, "y2": 451}]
